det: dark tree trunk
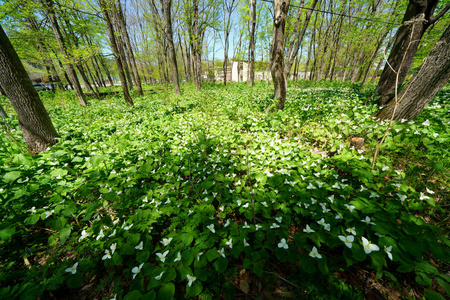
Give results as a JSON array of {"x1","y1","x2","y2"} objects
[
  {"x1": 43, "y1": 0, "x2": 87, "y2": 106},
  {"x1": 0, "y1": 25, "x2": 59, "y2": 153},
  {"x1": 375, "y1": 24, "x2": 450, "y2": 121},
  {"x1": 375, "y1": 0, "x2": 450, "y2": 105},
  {"x1": 99, "y1": 0, "x2": 133, "y2": 106},
  {"x1": 161, "y1": 0, "x2": 181, "y2": 95},
  {"x1": 265, "y1": 0, "x2": 290, "y2": 112},
  {"x1": 247, "y1": 0, "x2": 257, "y2": 86}
]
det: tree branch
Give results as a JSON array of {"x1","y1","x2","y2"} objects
[{"x1": 430, "y1": 3, "x2": 450, "y2": 25}]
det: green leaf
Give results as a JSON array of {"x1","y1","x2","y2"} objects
[
  {"x1": 186, "y1": 281, "x2": 202, "y2": 297},
  {"x1": 3, "y1": 171, "x2": 21, "y2": 183},
  {"x1": 89, "y1": 155, "x2": 105, "y2": 168},
  {"x1": 24, "y1": 214, "x2": 40, "y2": 225},
  {"x1": 181, "y1": 233, "x2": 194, "y2": 246},
  {"x1": 206, "y1": 248, "x2": 219, "y2": 262},
  {"x1": 162, "y1": 268, "x2": 176, "y2": 283},
  {"x1": 214, "y1": 257, "x2": 228, "y2": 273},
  {"x1": 252, "y1": 262, "x2": 263, "y2": 276},
  {"x1": 436, "y1": 277, "x2": 450, "y2": 295},
  {"x1": 137, "y1": 250, "x2": 150, "y2": 263},
  {"x1": 424, "y1": 289, "x2": 445, "y2": 300},
  {"x1": 66, "y1": 273, "x2": 83, "y2": 289},
  {"x1": 299, "y1": 255, "x2": 316, "y2": 274},
  {"x1": 124, "y1": 290, "x2": 143, "y2": 300},
  {"x1": 60, "y1": 227, "x2": 71, "y2": 245},
  {"x1": 157, "y1": 283, "x2": 175, "y2": 299},
  {"x1": 0, "y1": 227, "x2": 15, "y2": 241},
  {"x1": 112, "y1": 252, "x2": 123, "y2": 266}
]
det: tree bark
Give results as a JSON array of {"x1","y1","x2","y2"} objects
[
  {"x1": 43, "y1": 0, "x2": 87, "y2": 106},
  {"x1": 99, "y1": 0, "x2": 133, "y2": 106},
  {"x1": 0, "y1": 24, "x2": 59, "y2": 153},
  {"x1": 284, "y1": 0, "x2": 318, "y2": 78},
  {"x1": 161, "y1": 0, "x2": 181, "y2": 95},
  {"x1": 375, "y1": 24, "x2": 450, "y2": 121},
  {"x1": 265, "y1": 0, "x2": 290, "y2": 112},
  {"x1": 115, "y1": 0, "x2": 143, "y2": 95},
  {"x1": 375, "y1": 0, "x2": 450, "y2": 106},
  {"x1": 247, "y1": 0, "x2": 257, "y2": 86}
]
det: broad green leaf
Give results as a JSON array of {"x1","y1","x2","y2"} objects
[
  {"x1": 157, "y1": 283, "x2": 175, "y2": 299},
  {"x1": 60, "y1": 227, "x2": 71, "y2": 245}
]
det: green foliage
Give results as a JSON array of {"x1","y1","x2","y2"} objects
[{"x1": 0, "y1": 82, "x2": 449, "y2": 299}]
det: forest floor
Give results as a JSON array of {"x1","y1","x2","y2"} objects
[{"x1": 0, "y1": 81, "x2": 449, "y2": 299}]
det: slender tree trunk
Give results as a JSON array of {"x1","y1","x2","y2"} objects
[
  {"x1": 43, "y1": 0, "x2": 87, "y2": 106},
  {"x1": 284, "y1": 0, "x2": 318, "y2": 78},
  {"x1": 99, "y1": 55, "x2": 114, "y2": 86},
  {"x1": 161, "y1": 0, "x2": 181, "y2": 95},
  {"x1": 265, "y1": 0, "x2": 290, "y2": 112},
  {"x1": 115, "y1": 0, "x2": 143, "y2": 95},
  {"x1": 375, "y1": 24, "x2": 450, "y2": 121},
  {"x1": 99, "y1": 0, "x2": 133, "y2": 106},
  {"x1": 247, "y1": 0, "x2": 257, "y2": 86},
  {"x1": 0, "y1": 24, "x2": 59, "y2": 153}
]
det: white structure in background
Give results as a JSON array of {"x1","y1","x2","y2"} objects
[{"x1": 229, "y1": 59, "x2": 310, "y2": 82}]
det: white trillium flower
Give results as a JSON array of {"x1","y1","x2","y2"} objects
[
  {"x1": 270, "y1": 223, "x2": 280, "y2": 229},
  {"x1": 419, "y1": 192, "x2": 430, "y2": 201},
  {"x1": 226, "y1": 238, "x2": 233, "y2": 249},
  {"x1": 361, "y1": 216, "x2": 376, "y2": 225},
  {"x1": 278, "y1": 238, "x2": 288, "y2": 249},
  {"x1": 79, "y1": 230, "x2": 89, "y2": 242},
  {"x1": 156, "y1": 250, "x2": 169, "y2": 263},
  {"x1": 218, "y1": 248, "x2": 226, "y2": 258},
  {"x1": 422, "y1": 119, "x2": 430, "y2": 126},
  {"x1": 224, "y1": 219, "x2": 230, "y2": 227},
  {"x1": 362, "y1": 237, "x2": 379, "y2": 254},
  {"x1": 243, "y1": 238, "x2": 250, "y2": 247},
  {"x1": 338, "y1": 235, "x2": 354, "y2": 248},
  {"x1": 108, "y1": 229, "x2": 116, "y2": 237},
  {"x1": 242, "y1": 221, "x2": 250, "y2": 229},
  {"x1": 187, "y1": 274, "x2": 196, "y2": 287},
  {"x1": 207, "y1": 224, "x2": 215, "y2": 233},
  {"x1": 303, "y1": 224, "x2": 315, "y2": 233},
  {"x1": 346, "y1": 227, "x2": 356, "y2": 235},
  {"x1": 155, "y1": 271, "x2": 164, "y2": 280},
  {"x1": 28, "y1": 207, "x2": 36, "y2": 213},
  {"x1": 44, "y1": 210, "x2": 54, "y2": 219},
  {"x1": 161, "y1": 237, "x2": 173, "y2": 246},
  {"x1": 323, "y1": 223, "x2": 330, "y2": 231},
  {"x1": 135, "y1": 241, "x2": 143, "y2": 251},
  {"x1": 110, "y1": 243, "x2": 117, "y2": 255},
  {"x1": 102, "y1": 249, "x2": 112, "y2": 260},
  {"x1": 317, "y1": 218, "x2": 325, "y2": 226},
  {"x1": 384, "y1": 245, "x2": 393, "y2": 260},
  {"x1": 197, "y1": 252, "x2": 203, "y2": 261},
  {"x1": 96, "y1": 229, "x2": 105, "y2": 240},
  {"x1": 65, "y1": 262, "x2": 78, "y2": 274},
  {"x1": 309, "y1": 246, "x2": 322, "y2": 259},
  {"x1": 174, "y1": 252, "x2": 181, "y2": 262},
  {"x1": 132, "y1": 263, "x2": 144, "y2": 279},
  {"x1": 426, "y1": 188, "x2": 434, "y2": 194}
]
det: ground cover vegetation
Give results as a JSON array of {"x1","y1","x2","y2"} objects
[{"x1": 0, "y1": 81, "x2": 449, "y2": 299}]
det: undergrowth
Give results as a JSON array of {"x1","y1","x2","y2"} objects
[{"x1": 0, "y1": 81, "x2": 448, "y2": 299}]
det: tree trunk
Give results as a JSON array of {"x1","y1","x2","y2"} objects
[
  {"x1": 375, "y1": 0, "x2": 450, "y2": 106},
  {"x1": 247, "y1": 0, "x2": 257, "y2": 86},
  {"x1": 115, "y1": 0, "x2": 143, "y2": 95},
  {"x1": 43, "y1": 0, "x2": 87, "y2": 106},
  {"x1": 0, "y1": 24, "x2": 59, "y2": 153},
  {"x1": 375, "y1": 24, "x2": 450, "y2": 121},
  {"x1": 284, "y1": 0, "x2": 318, "y2": 78},
  {"x1": 265, "y1": 0, "x2": 290, "y2": 112},
  {"x1": 99, "y1": 0, "x2": 133, "y2": 106},
  {"x1": 161, "y1": 0, "x2": 181, "y2": 95}
]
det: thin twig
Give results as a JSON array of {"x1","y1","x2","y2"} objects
[{"x1": 371, "y1": 24, "x2": 417, "y2": 172}]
